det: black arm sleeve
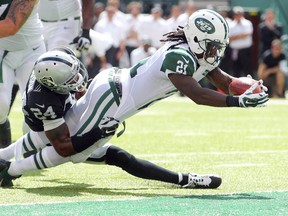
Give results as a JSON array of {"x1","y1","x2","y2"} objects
[{"x1": 71, "y1": 127, "x2": 105, "y2": 152}]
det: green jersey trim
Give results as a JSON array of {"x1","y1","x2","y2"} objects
[{"x1": 160, "y1": 48, "x2": 197, "y2": 76}]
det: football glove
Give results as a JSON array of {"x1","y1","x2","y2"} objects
[
  {"x1": 246, "y1": 74, "x2": 268, "y2": 92},
  {"x1": 71, "y1": 29, "x2": 91, "y2": 51},
  {"x1": 239, "y1": 83, "x2": 269, "y2": 107}
]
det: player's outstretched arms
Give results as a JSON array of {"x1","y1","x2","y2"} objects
[{"x1": 168, "y1": 73, "x2": 269, "y2": 108}]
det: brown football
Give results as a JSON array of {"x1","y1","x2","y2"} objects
[{"x1": 229, "y1": 77, "x2": 262, "y2": 95}]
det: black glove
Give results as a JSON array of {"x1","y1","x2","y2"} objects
[{"x1": 71, "y1": 29, "x2": 91, "y2": 51}]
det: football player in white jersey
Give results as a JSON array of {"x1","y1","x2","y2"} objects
[
  {"x1": 39, "y1": 0, "x2": 94, "y2": 51},
  {"x1": 0, "y1": 0, "x2": 46, "y2": 147},
  {"x1": 0, "y1": 10, "x2": 269, "y2": 188}
]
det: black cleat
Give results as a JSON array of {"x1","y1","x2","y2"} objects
[
  {"x1": 0, "y1": 159, "x2": 19, "y2": 188},
  {"x1": 182, "y1": 173, "x2": 222, "y2": 189}
]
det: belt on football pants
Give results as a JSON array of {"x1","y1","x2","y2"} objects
[
  {"x1": 41, "y1": 16, "x2": 81, "y2": 23},
  {"x1": 108, "y1": 68, "x2": 125, "y2": 137}
]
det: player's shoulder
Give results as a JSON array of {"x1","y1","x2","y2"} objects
[
  {"x1": 27, "y1": 83, "x2": 69, "y2": 111},
  {"x1": 161, "y1": 44, "x2": 198, "y2": 75}
]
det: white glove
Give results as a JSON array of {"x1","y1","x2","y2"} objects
[
  {"x1": 246, "y1": 74, "x2": 268, "y2": 92},
  {"x1": 239, "y1": 82, "x2": 269, "y2": 107}
]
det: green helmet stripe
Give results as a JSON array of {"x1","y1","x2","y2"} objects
[{"x1": 206, "y1": 10, "x2": 228, "y2": 40}]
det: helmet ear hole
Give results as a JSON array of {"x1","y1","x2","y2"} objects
[{"x1": 194, "y1": 36, "x2": 198, "y2": 43}]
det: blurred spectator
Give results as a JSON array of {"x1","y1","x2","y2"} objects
[
  {"x1": 258, "y1": 39, "x2": 287, "y2": 98},
  {"x1": 166, "y1": 5, "x2": 182, "y2": 32},
  {"x1": 94, "y1": 5, "x2": 126, "y2": 67},
  {"x1": 259, "y1": 8, "x2": 283, "y2": 55},
  {"x1": 85, "y1": 30, "x2": 113, "y2": 79},
  {"x1": 137, "y1": 6, "x2": 169, "y2": 49},
  {"x1": 229, "y1": 6, "x2": 254, "y2": 78},
  {"x1": 217, "y1": 7, "x2": 233, "y2": 74},
  {"x1": 177, "y1": 1, "x2": 197, "y2": 26},
  {"x1": 130, "y1": 38, "x2": 156, "y2": 66},
  {"x1": 125, "y1": 1, "x2": 144, "y2": 65},
  {"x1": 98, "y1": 0, "x2": 127, "y2": 24},
  {"x1": 92, "y1": 2, "x2": 105, "y2": 27}
]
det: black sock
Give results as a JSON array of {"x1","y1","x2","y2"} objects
[
  {"x1": 105, "y1": 145, "x2": 181, "y2": 185},
  {"x1": 179, "y1": 173, "x2": 189, "y2": 186}
]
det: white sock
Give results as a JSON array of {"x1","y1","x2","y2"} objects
[
  {"x1": 0, "y1": 143, "x2": 16, "y2": 160},
  {"x1": 8, "y1": 146, "x2": 70, "y2": 176},
  {"x1": 178, "y1": 172, "x2": 183, "y2": 184}
]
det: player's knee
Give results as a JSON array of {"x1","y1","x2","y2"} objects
[
  {"x1": 105, "y1": 145, "x2": 135, "y2": 168},
  {"x1": 54, "y1": 144, "x2": 74, "y2": 157}
]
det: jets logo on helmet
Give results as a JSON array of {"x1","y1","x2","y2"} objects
[{"x1": 195, "y1": 18, "x2": 215, "y2": 34}]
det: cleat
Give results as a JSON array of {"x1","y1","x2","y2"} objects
[
  {"x1": 182, "y1": 173, "x2": 222, "y2": 189},
  {"x1": 0, "y1": 159, "x2": 19, "y2": 188}
]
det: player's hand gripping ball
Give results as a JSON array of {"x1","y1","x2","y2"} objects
[{"x1": 229, "y1": 77, "x2": 262, "y2": 95}]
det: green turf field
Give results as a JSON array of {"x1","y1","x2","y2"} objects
[{"x1": 1, "y1": 95, "x2": 288, "y2": 215}]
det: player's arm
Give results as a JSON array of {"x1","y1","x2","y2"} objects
[
  {"x1": 168, "y1": 73, "x2": 228, "y2": 107},
  {"x1": 81, "y1": 0, "x2": 94, "y2": 30},
  {"x1": 44, "y1": 119, "x2": 117, "y2": 157},
  {"x1": 71, "y1": 0, "x2": 94, "y2": 51},
  {"x1": 45, "y1": 122, "x2": 76, "y2": 157},
  {"x1": 206, "y1": 67, "x2": 235, "y2": 94},
  {"x1": 0, "y1": 0, "x2": 38, "y2": 38}
]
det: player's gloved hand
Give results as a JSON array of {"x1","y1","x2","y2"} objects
[
  {"x1": 100, "y1": 123, "x2": 119, "y2": 137},
  {"x1": 247, "y1": 74, "x2": 268, "y2": 92},
  {"x1": 71, "y1": 29, "x2": 91, "y2": 51},
  {"x1": 100, "y1": 118, "x2": 119, "y2": 137},
  {"x1": 239, "y1": 83, "x2": 269, "y2": 107}
]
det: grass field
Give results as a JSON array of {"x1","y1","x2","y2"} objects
[{"x1": 1, "y1": 94, "x2": 288, "y2": 215}]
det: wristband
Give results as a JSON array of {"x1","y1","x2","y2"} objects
[
  {"x1": 82, "y1": 29, "x2": 91, "y2": 41},
  {"x1": 226, "y1": 96, "x2": 240, "y2": 107}
]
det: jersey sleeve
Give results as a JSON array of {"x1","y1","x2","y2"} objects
[{"x1": 160, "y1": 49, "x2": 197, "y2": 77}]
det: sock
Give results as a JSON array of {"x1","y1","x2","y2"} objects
[
  {"x1": 179, "y1": 173, "x2": 189, "y2": 186},
  {"x1": 105, "y1": 145, "x2": 180, "y2": 185},
  {"x1": 0, "y1": 143, "x2": 15, "y2": 160},
  {"x1": 8, "y1": 146, "x2": 70, "y2": 176}
]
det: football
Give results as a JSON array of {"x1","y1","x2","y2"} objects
[{"x1": 229, "y1": 77, "x2": 262, "y2": 95}]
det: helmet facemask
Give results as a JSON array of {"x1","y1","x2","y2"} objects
[
  {"x1": 57, "y1": 58, "x2": 88, "y2": 94},
  {"x1": 198, "y1": 39, "x2": 228, "y2": 66}
]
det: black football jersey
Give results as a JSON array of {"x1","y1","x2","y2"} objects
[{"x1": 22, "y1": 74, "x2": 73, "y2": 132}]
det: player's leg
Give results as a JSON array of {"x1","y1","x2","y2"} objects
[
  {"x1": 87, "y1": 144, "x2": 222, "y2": 189},
  {"x1": 0, "y1": 62, "x2": 14, "y2": 148},
  {"x1": 0, "y1": 131, "x2": 50, "y2": 160}
]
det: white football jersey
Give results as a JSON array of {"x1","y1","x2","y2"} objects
[
  {"x1": 0, "y1": 1, "x2": 43, "y2": 51},
  {"x1": 113, "y1": 42, "x2": 217, "y2": 121}
]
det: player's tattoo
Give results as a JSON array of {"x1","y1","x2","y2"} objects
[{"x1": 7, "y1": 0, "x2": 35, "y2": 24}]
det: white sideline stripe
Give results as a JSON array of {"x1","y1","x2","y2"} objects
[
  {"x1": 215, "y1": 163, "x2": 267, "y2": 167},
  {"x1": 135, "y1": 149, "x2": 288, "y2": 157}
]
